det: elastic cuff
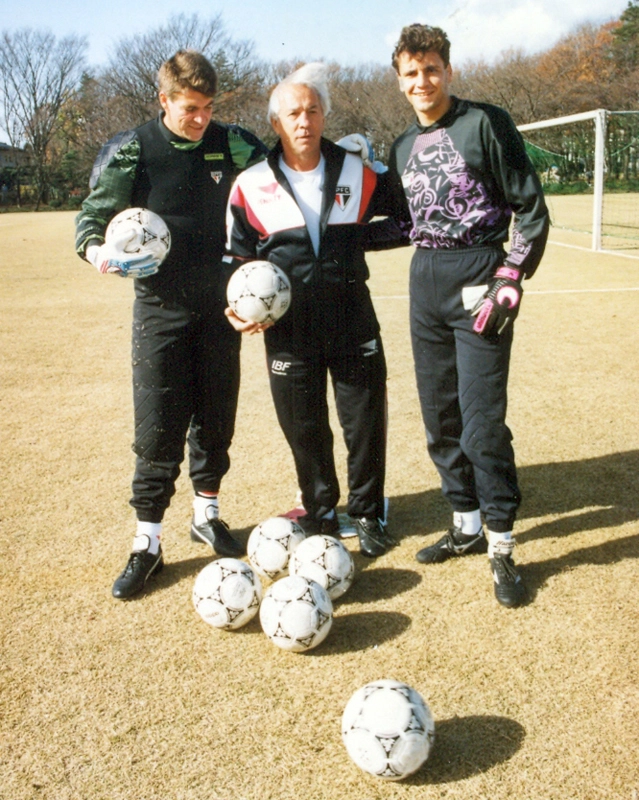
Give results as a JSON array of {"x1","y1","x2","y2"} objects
[
  {"x1": 135, "y1": 511, "x2": 165, "y2": 524},
  {"x1": 485, "y1": 519, "x2": 515, "y2": 534},
  {"x1": 192, "y1": 482, "x2": 221, "y2": 495},
  {"x1": 495, "y1": 266, "x2": 522, "y2": 282}
]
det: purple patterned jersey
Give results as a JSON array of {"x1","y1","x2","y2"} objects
[{"x1": 389, "y1": 97, "x2": 549, "y2": 277}]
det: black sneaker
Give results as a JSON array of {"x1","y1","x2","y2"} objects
[
  {"x1": 190, "y1": 517, "x2": 246, "y2": 557},
  {"x1": 296, "y1": 514, "x2": 340, "y2": 538},
  {"x1": 112, "y1": 547, "x2": 164, "y2": 599},
  {"x1": 355, "y1": 517, "x2": 392, "y2": 558},
  {"x1": 416, "y1": 527, "x2": 487, "y2": 564},
  {"x1": 490, "y1": 551, "x2": 526, "y2": 608}
]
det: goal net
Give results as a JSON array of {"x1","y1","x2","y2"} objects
[{"x1": 518, "y1": 110, "x2": 639, "y2": 252}]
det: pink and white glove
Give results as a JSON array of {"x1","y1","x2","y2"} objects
[{"x1": 471, "y1": 266, "x2": 523, "y2": 337}]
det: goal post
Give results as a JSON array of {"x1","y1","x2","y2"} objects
[
  {"x1": 518, "y1": 109, "x2": 606, "y2": 251},
  {"x1": 518, "y1": 109, "x2": 639, "y2": 253}
]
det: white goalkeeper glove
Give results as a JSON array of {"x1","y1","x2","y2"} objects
[
  {"x1": 85, "y1": 244, "x2": 162, "y2": 278},
  {"x1": 336, "y1": 133, "x2": 387, "y2": 174}
]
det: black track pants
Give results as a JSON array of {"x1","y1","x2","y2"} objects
[
  {"x1": 267, "y1": 337, "x2": 387, "y2": 521},
  {"x1": 409, "y1": 246, "x2": 521, "y2": 532},
  {"x1": 129, "y1": 294, "x2": 241, "y2": 522}
]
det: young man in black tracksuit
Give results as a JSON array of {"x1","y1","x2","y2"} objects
[
  {"x1": 225, "y1": 63, "x2": 407, "y2": 558},
  {"x1": 388, "y1": 25, "x2": 549, "y2": 607},
  {"x1": 75, "y1": 51, "x2": 268, "y2": 599}
]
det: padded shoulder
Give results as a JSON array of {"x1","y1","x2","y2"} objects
[
  {"x1": 89, "y1": 129, "x2": 138, "y2": 189},
  {"x1": 224, "y1": 123, "x2": 268, "y2": 171}
]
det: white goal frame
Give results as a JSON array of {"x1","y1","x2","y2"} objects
[{"x1": 518, "y1": 109, "x2": 606, "y2": 251}]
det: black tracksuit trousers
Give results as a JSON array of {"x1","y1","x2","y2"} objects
[
  {"x1": 409, "y1": 245, "x2": 521, "y2": 533},
  {"x1": 266, "y1": 334, "x2": 387, "y2": 522},
  {"x1": 129, "y1": 288, "x2": 241, "y2": 523}
]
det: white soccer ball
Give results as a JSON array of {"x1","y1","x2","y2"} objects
[
  {"x1": 105, "y1": 207, "x2": 171, "y2": 262},
  {"x1": 192, "y1": 558, "x2": 262, "y2": 631},
  {"x1": 247, "y1": 516, "x2": 305, "y2": 580},
  {"x1": 259, "y1": 574, "x2": 333, "y2": 652},
  {"x1": 342, "y1": 679, "x2": 435, "y2": 781},
  {"x1": 226, "y1": 260, "x2": 291, "y2": 324},
  {"x1": 289, "y1": 534, "x2": 355, "y2": 600}
]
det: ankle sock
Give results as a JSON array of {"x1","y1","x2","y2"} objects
[
  {"x1": 193, "y1": 493, "x2": 219, "y2": 525},
  {"x1": 453, "y1": 509, "x2": 482, "y2": 538},
  {"x1": 133, "y1": 521, "x2": 162, "y2": 555},
  {"x1": 487, "y1": 530, "x2": 514, "y2": 558}
]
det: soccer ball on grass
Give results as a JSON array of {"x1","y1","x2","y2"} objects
[
  {"x1": 192, "y1": 558, "x2": 262, "y2": 630},
  {"x1": 289, "y1": 534, "x2": 355, "y2": 600},
  {"x1": 247, "y1": 516, "x2": 305, "y2": 580},
  {"x1": 342, "y1": 679, "x2": 435, "y2": 780},
  {"x1": 259, "y1": 574, "x2": 333, "y2": 652},
  {"x1": 226, "y1": 261, "x2": 291, "y2": 324}
]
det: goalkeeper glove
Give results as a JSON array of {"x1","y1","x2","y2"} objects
[
  {"x1": 336, "y1": 133, "x2": 387, "y2": 174},
  {"x1": 471, "y1": 266, "x2": 523, "y2": 337},
  {"x1": 86, "y1": 244, "x2": 162, "y2": 278}
]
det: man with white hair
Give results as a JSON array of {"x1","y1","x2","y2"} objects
[{"x1": 225, "y1": 63, "x2": 407, "y2": 558}]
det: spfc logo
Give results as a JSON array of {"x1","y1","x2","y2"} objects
[
  {"x1": 335, "y1": 185, "x2": 351, "y2": 210},
  {"x1": 210, "y1": 171, "x2": 223, "y2": 184}
]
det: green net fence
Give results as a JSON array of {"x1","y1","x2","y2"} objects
[{"x1": 522, "y1": 111, "x2": 639, "y2": 248}]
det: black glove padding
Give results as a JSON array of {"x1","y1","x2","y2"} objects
[{"x1": 472, "y1": 266, "x2": 523, "y2": 337}]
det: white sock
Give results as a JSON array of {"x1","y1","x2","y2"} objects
[
  {"x1": 453, "y1": 509, "x2": 482, "y2": 536},
  {"x1": 133, "y1": 521, "x2": 162, "y2": 555},
  {"x1": 193, "y1": 494, "x2": 219, "y2": 525},
  {"x1": 487, "y1": 530, "x2": 514, "y2": 558}
]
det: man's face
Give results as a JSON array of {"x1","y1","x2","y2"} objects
[
  {"x1": 159, "y1": 88, "x2": 214, "y2": 141},
  {"x1": 271, "y1": 83, "x2": 325, "y2": 168},
  {"x1": 396, "y1": 50, "x2": 453, "y2": 126}
]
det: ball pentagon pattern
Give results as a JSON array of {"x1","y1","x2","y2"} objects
[
  {"x1": 247, "y1": 516, "x2": 305, "y2": 580},
  {"x1": 289, "y1": 534, "x2": 355, "y2": 600},
  {"x1": 192, "y1": 558, "x2": 262, "y2": 630},
  {"x1": 259, "y1": 574, "x2": 333, "y2": 652},
  {"x1": 342, "y1": 679, "x2": 435, "y2": 780},
  {"x1": 226, "y1": 261, "x2": 291, "y2": 324},
  {"x1": 105, "y1": 207, "x2": 171, "y2": 262}
]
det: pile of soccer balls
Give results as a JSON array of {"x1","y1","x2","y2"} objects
[
  {"x1": 192, "y1": 516, "x2": 354, "y2": 652},
  {"x1": 191, "y1": 515, "x2": 435, "y2": 781}
]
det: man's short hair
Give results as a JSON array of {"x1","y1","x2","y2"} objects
[
  {"x1": 391, "y1": 24, "x2": 451, "y2": 70},
  {"x1": 158, "y1": 50, "x2": 218, "y2": 98},
  {"x1": 267, "y1": 62, "x2": 331, "y2": 123}
]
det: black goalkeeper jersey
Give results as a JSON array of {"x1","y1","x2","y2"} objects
[{"x1": 75, "y1": 114, "x2": 268, "y2": 295}]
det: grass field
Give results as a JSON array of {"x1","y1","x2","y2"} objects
[
  {"x1": 1, "y1": 211, "x2": 638, "y2": 800},
  {"x1": 546, "y1": 192, "x2": 639, "y2": 253}
]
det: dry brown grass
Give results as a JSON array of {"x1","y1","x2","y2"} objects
[{"x1": 1, "y1": 211, "x2": 638, "y2": 800}]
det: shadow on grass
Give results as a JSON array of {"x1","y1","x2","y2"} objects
[
  {"x1": 521, "y1": 530, "x2": 639, "y2": 601},
  {"x1": 310, "y1": 610, "x2": 412, "y2": 654},
  {"x1": 388, "y1": 450, "x2": 639, "y2": 539},
  {"x1": 386, "y1": 449, "x2": 639, "y2": 597},
  {"x1": 404, "y1": 714, "x2": 525, "y2": 784},
  {"x1": 338, "y1": 566, "x2": 422, "y2": 605}
]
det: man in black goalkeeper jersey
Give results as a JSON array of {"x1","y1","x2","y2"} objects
[
  {"x1": 75, "y1": 51, "x2": 268, "y2": 599},
  {"x1": 388, "y1": 25, "x2": 549, "y2": 607}
]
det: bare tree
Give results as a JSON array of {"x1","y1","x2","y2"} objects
[
  {"x1": 0, "y1": 28, "x2": 86, "y2": 208},
  {"x1": 326, "y1": 63, "x2": 413, "y2": 162},
  {"x1": 103, "y1": 13, "x2": 266, "y2": 126}
]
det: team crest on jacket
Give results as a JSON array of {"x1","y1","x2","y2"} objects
[
  {"x1": 210, "y1": 171, "x2": 223, "y2": 184},
  {"x1": 335, "y1": 185, "x2": 352, "y2": 210}
]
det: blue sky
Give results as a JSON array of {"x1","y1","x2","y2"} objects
[{"x1": 2, "y1": 0, "x2": 628, "y2": 68}]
